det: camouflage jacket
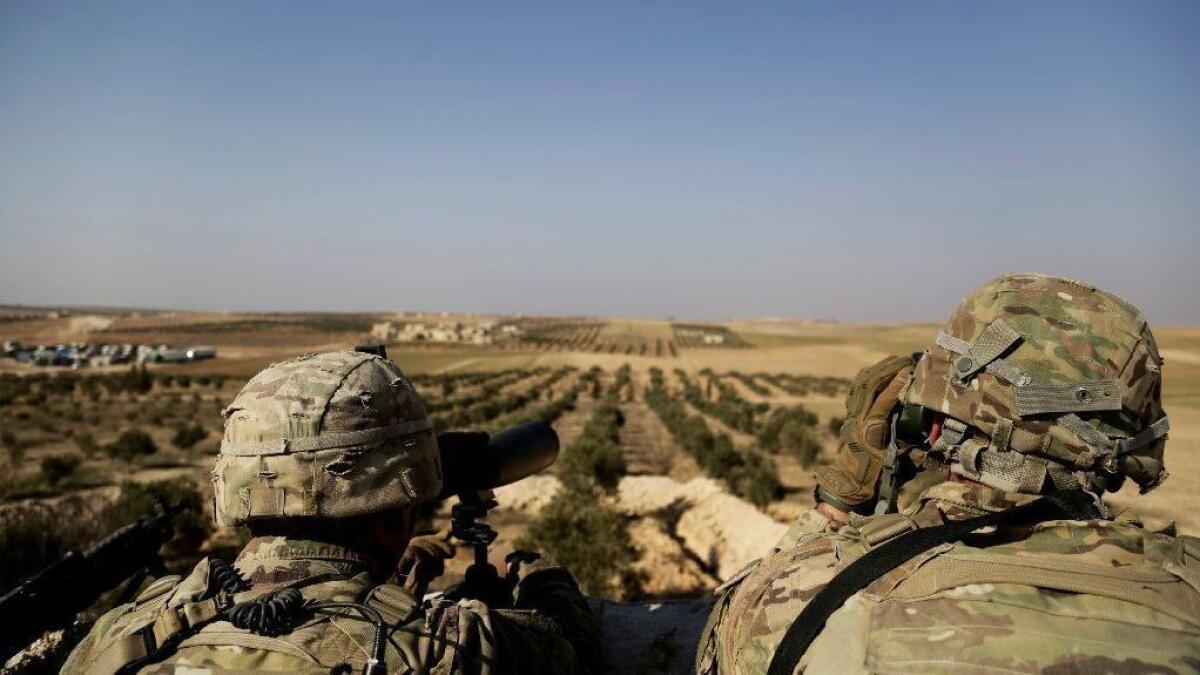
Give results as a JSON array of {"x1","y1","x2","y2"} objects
[
  {"x1": 62, "y1": 536, "x2": 599, "y2": 675},
  {"x1": 696, "y1": 482, "x2": 1200, "y2": 674}
]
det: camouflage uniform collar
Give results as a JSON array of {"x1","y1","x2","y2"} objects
[
  {"x1": 237, "y1": 536, "x2": 370, "y2": 565},
  {"x1": 912, "y1": 480, "x2": 1041, "y2": 521},
  {"x1": 234, "y1": 536, "x2": 371, "y2": 585}
]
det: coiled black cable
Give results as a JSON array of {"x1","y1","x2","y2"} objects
[
  {"x1": 228, "y1": 587, "x2": 305, "y2": 636},
  {"x1": 206, "y1": 558, "x2": 250, "y2": 597}
]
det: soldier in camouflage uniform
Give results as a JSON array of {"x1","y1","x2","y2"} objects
[
  {"x1": 697, "y1": 274, "x2": 1200, "y2": 674},
  {"x1": 62, "y1": 350, "x2": 598, "y2": 674}
]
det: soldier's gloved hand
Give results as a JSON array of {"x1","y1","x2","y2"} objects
[
  {"x1": 397, "y1": 531, "x2": 456, "y2": 595},
  {"x1": 814, "y1": 355, "x2": 915, "y2": 517}
]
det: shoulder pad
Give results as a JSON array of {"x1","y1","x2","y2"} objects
[
  {"x1": 134, "y1": 575, "x2": 182, "y2": 606},
  {"x1": 365, "y1": 584, "x2": 418, "y2": 625}
]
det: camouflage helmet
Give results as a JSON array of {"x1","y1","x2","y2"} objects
[
  {"x1": 902, "y1": 273, "x2": 1169, "y2": 495},
  {"x1": 212, "y1": 350, "x2": 442, "y2": 527}
]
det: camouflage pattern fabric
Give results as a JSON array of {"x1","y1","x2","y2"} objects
[
  {"x1": 62, "y1": 535, "x2": 599, "y2": 674},
  {"x1": 213, "y1": 350, "x2": 443, "y2": 526},
  {"x1": 696, "y1": 481, "x2": 1200, "y2": 674},
  {"x1": 904, "y1": 273, "x2": 1168, "y2": 493}
]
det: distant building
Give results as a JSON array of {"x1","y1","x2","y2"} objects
[
  {"x1": 371, "y1": 321, "x2": 397, "y2": 341},
  {"x1": 371, "y1": 320, "x2": 508, "y2": 345}
]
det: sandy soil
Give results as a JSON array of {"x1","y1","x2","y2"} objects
[{"x1": 6, "y1": 313, "x2": 1199, "y2": 537}]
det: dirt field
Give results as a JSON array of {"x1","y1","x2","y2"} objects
[{"x1": 3, "y1": 310, "x2": 1198, "y2": 607}]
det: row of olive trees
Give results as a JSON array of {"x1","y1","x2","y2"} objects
[
  {"x1": 756, "y1": 372, "x2": 849, "y2": 397},
  {"x1": 519, "y1": 390, "x2": 636, "y2": 598},
  {"x1": 646, "y1": 369, "x2": 781, "y2": 507},
  {"x1": 423, "y1": 368, "x2": 541, "y2": 413},
  {"x1": 756, "y1": 406, "x2": 823, "y2": 467},
  {"x1": 727, "y1": 371, "x2": 772, "y2": 397},
  {"x1": 677, "y1": 368, "x2": 768, "y2": 435},
  {"x1": 0, "y1": 368, "x2": 229, "y2": 408},
  {"x1": 429, "y1": 367, "x2": 585, "y2": 433}
]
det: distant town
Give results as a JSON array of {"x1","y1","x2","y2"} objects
[{"x1": 370, "y1": 320, "x2": 523, "y2": 346}]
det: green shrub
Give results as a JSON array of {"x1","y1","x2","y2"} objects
[
  {"x1": 558, "y1": 399, "x2": 626, "y2": 491},
  {"x1": 0, "y1": 479, "x2": 211, "y2": 596},
  {"x1": 781, "y1": 421, "x2": 821, "y2": 467},
  {"x1": 47, "y1": 372, "x2": 80, "y2": 396},
  {"x1": 40, "y1": 454, "x2": 83, "y2": 485},
  {"x1": 74, "y1": 432, "x2": 100, "y2": 457},
  {"x1": 104, "y1": 429, "x2": 158, "y2": 461},
  {"x1": 116, "y1": 365, "x2": 154, "y2": 394},
  {"x1": 561, "y1": 436, "x2": 626, "y2": 491},
  {"x1": 731, "y1": 372, "x2": 771, "y2": 396},
  {"x1": 730, "y1": 454, "x2": 783, "y2": 506},
  {"x1": 171, "y1": 423, "x2": 208, "y2": 450},
  {"x1": 5, "y1": 440, "x2": 27, "y2": 466},
  {"x1": 608, "y1": 364, "x2": 632, "y2": 399},
  {"x1": 677, "y1": 370, "x2": 766, "y2": 434},
  {"x1": 827, "y1": 416, "x2": 845, "y2": 436},
  {"x1": 96, "y1": 479, "x2": 211, "y2": 565},
  {"x1": 0, "y1": 504, "x2": 76, "y2": 595},
  {"x1": 80, "y1": 377, "x2": 101, "y2": 399},
  {"x1": 646, "y1": 368, "x2": 780, "y2": 506},
  {"x1": 757, "y1": 406, "x2": 819, "y2": 453},
  {"x1": 517, "y1": 487, "x2": 636, "y2": 598},
  {"x1": 531, "y1": 387, "x2": 579, "y2": 425}
]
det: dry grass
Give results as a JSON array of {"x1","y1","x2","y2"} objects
[{"x1": 4, "y1": 312, "x2": 1199, "y2": 534}]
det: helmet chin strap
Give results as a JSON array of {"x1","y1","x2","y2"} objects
[{"x1": 874, "y1": 412, "x2": 948, "y2": 515}]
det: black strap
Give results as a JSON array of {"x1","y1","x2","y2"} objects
[{"x1": 766, "y1": 490, "x2": 1100, "y2": 675}]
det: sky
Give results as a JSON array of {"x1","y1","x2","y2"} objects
[{"x1": 1, "y1": 2, "x2": 1197, "y2": 323}]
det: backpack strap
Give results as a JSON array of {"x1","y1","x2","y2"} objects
[
  {"x1": 93, "y1": 569, "x2": 347, "y2": 675},
  {"x1": 364, "y1": 584, "x2": 418, "y2": 625},
  {"x1": 765, "y1": 490, "x2": 1101, "y2": 675}
]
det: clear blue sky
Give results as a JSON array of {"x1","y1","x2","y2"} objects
[{"x1": 1, "y1": 1, "x2": 1197, "y2": 322}]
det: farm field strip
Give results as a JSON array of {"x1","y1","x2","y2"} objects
[
  {"x1": 428, "y1": 367, "x2": 573, "y2": 432},
  {"x1": 422, "y1": 368, "x2": 545, "y2": 413},
  {"x1": 5, "y1": 345, "x2": 1200, "y2": 635}
]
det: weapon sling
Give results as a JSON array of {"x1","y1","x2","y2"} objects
[{"x1": 765, "y1": 490, "x2": 1100, "y2": 675}]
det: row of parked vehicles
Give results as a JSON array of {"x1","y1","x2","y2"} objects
[{"x1": 1, "y1": 341, "x2": 216, "y2": 368}]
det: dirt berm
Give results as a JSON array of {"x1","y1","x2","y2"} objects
[{"x1": 495, "y1": 474, "x2": 791, "y2": 674}]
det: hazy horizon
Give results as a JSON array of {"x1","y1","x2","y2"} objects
[{"x1": 2, "y1": 2, "x2": 1197, "y2": 324}]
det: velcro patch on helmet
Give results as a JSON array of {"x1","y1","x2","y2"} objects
[
  {"x1": 1013, "y1": 380, "x2": 1123, "y2": 416},
  {"x1": 953, "y1": 319, "x2": 1023, "y2": 381}
]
